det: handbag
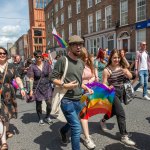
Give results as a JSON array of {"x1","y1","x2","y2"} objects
[
  {"x1": 50, "y1": 56, "x2": 68, "y2": 122},
  {"x1": 123, "y1": 78, "x2": 134, "y2": 105},
  {"x1": 26, "y1": 76, "x2": 42, "y2": 103},
  {"x1": 11, "y1": 79, "x2": 19, "y2": 89}
]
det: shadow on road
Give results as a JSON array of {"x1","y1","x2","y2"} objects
[
  {"x1": 20, "y1": 113, "x2": 38, "y2": 124},
  {"x1": 105, "y1": 143, "x2": 137, "y2": 150},
  {"x1": 88, "y1": 122, "x2": 117, "y2": 140},
  {"x1": 9, "y1": 123, "x2": 20, "y2": 135},
  {"x1": 146, "y1": 117, "x2": 150, "y2": 123},
  {"x1": 87, "y1": 122, "x2": 150, "y2": 150},
  {"x1": 34, "y1": 122, "x2": 67, "y2": 150},
  {"x1": 103, "y1": 132, "x2": 150, "y2": 150}
]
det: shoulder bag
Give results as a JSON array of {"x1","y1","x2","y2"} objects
[{"x1": 50, "y1": 56, "x2": 68, "y2": 122}]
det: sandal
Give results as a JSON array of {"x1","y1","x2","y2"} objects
[
  {"x1": 1, "y1": 143, "x2": 8, "y2": 150},
  {"x1": 6, "y1": 131, "x2": 13, "y2": 138}
]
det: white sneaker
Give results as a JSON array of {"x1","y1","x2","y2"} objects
[
  {"x1": 143, "y1": 95, "x2": 150, "y2": 100},
  {"x1": 121, "y1": 135, "x2": 136, "y2": 146},
  {"x1": 39, "y1": 119, "x2": 45, "y2": 126},
  {"x1": 100, "y1": 119, "x2": 108, "y2": 131},
  {"x1": 84, "y1": 136, "x2": 96, "y2": 149}
]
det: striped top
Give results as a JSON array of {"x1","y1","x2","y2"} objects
[{"x1": 107, "y1": 67, "x2": 125, "y2": 87}]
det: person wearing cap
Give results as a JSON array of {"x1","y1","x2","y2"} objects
[
  {"x1": 134, "y1": 41, "x2": 150, "y2": 100},
  {"x1": 50, "y1": 35, "x2": 93, "y2": 150}
]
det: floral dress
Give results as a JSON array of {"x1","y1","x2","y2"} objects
[{"x1": 0, "y1": 63, "x2": 19, "y2": 122}]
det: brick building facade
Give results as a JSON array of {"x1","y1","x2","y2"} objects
[
  {"x1": 28, "y1": 0, "x2": 51, "y2": 56},
  {"x1": 45, "y1": 0, "x2": 150, "y2": 55}
]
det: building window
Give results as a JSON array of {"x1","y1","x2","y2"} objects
[
  {"x1": 120, "y1": 0, "x2": 128, "y2": 26},
  {"x1": 136, "y1": 0, "x2": 146, "y2": 22},
  {"x1": 55, "y1": 3, "x2": 58, "y2": 12},
  {"x1": 51, "y1": 21, "x2": 54, "y2": 30},
  {"x1": 60, "y1": 0, "x2": 63, "y2": 9},
  {"x1": 87, "y1": 0, "x2": 93, "y2": 8},
  {"x1": 95, "y1": 0, "x2": 101, "y2": 4},
  {"x1": 56, "y1": 17, "x2": 59, "y2": 27},
  {"x1": 136, "y1": 29, "x2": 146, "y2": 50},
  {"x1": 61, "y1": 13, "x2": 64, "y2": 25},
  {"x1": 68, "y1": 5, "x2": 72, "y2": 18},
  {"x1": 105, "y1": 5, "x2": 112, "y2": 29},
  {"x1": 96, "y1": 10, "x2": 102, "y2": 31},
  {"x1": 34, "y1": 29, "x2": 42, "y2": 36},
  {"x1": 77, "y1": 19, "x2": 81, "y2": 36},
  {"x1": 107, "y1": 34, "x2": 114, "y2": 50},
  {"x1": 47, "y1": 12, "x2": 50, "y2": 19},
  {"x1": 62, "y1": 29, "x2": 65, "y2": 40},
  {"x1": 76, "y1": 0, "x2": 81, "y2": 14},
  {"x1": 88, "y1": 14, "x2": 93, "y2": 33},
  {"x1": 34, "y1": 38, "x2": 42, "y2": 44},
  {"x1": 69, "y1": 23, "x2": 72, "y2": 36}
]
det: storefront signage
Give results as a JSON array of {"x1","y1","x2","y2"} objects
[{"x1": 136, "y1": 19, "x2": 150, "y2": 30}]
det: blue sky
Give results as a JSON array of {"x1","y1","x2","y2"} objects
[{"x1": 0, "y1": 0, "x2": 29, "y2": 48}]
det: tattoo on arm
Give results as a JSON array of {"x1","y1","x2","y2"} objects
[{"x1": 29, "y1": 79, "x2": 34, "y2": 91}]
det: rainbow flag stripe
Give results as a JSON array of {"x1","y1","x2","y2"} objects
[
  {"x1": 80, "y1": 82, "x2": 115, "y2": 119},
  {"x1": 52, "y1": 28, "x2": 68, "y2": 48}
]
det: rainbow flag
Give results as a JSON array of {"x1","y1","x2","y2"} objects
[
  {"x1": 80, "y1": 82, "x2": 115, "y2": 119},
  {"x1": 52, "y1": 28, "x2": 68, "y2": 48}
]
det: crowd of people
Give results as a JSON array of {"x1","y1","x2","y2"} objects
[{"x1": 0, "y1": 35, "x2": 149, "y2": 150}]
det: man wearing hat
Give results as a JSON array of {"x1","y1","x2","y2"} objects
[{"x1": 50, "y1": 35, "x2": 93, "y2": 150}]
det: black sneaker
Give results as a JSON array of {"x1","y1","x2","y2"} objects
[{"x1": 59, "y1": 128, "x2": 68, "y2": 144}]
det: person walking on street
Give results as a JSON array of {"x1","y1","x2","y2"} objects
[
  {"x1": 134, "y1": 41, "x2": 150, "y2": 100},
  {"x1": 80, "y1": 47, "x2": 96, "y2": 149},
  {"x1": 100, "y1": 49, "x2": 135, "y2": 146},
  {"x1": 28, "y1": 50, "x2": 53, "y2": 125},
  {"x1": 0, "y1": 47, "x2": 25, "y2": 150},
  {"x1": 50, "y1": 35, "x2": 93, "y2": 150},
  {"x1": 94, "y1": 49, "x2": 107, "y2": 82}
]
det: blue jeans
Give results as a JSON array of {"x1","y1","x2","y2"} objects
[
  {"x1": 61, "y1": 98, "x2": 82, "y2": 150},
  {"x1": 134, "y1": 70, "x2": 148, "y2": 96}
]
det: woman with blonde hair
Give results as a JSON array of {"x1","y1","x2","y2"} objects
[{"x1": 80, "y1": 47, "x2": 96, "y2": 149}]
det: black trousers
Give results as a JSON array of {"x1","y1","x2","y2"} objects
[
  {"x1": 104, "y1": 87, "x2": 127, "y2": 135},
  {"x1": 36, "y1": 99, "x2": 51, "y2": 120}
]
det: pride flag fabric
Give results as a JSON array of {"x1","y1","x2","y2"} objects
[
  {"x1": 80, "y1": 82, "x2": 115, "y2": 119},
  {"x1": 52, "y1": 28, "x2": 68, "y2": 48}
]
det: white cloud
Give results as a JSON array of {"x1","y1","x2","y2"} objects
[
  {"x1": 0, "y1": 36, "x2": 17, "y2": 47},
  {"x1": 1, "y1": 25, "x2": 21, "y2": 36},
  {"x1": 0, "y1": 1, "x2": 29, "y2": 48}
]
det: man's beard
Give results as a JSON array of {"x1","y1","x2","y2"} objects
[{"x1": 72, "y1": 51, "x2": 80, "y2": 57}]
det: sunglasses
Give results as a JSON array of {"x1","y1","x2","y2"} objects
[
  {"x1": 35, "y1": 55, "x2": 42, "y2": 58},
  {"x1": 0, "y1": 52, "x2": 6, "y2": 56}
]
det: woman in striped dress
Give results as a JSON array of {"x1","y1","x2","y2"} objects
[{"x1": 101, "y1": 49, "x2": 135, "y2": 146}]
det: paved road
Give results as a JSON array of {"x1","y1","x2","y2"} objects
[{"x1": 7, "y1": 90, "x2": 150, "y2": 150}]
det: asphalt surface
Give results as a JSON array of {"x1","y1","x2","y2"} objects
[{"x1": 7, "y1": 89, "x2": 150, "y2": 150}]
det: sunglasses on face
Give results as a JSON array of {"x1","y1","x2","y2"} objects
[
  {"x1": 0, "y1": 52, "x2": 6, "y2": 56},
  {"x1": 35, "y1": 55, "x2": 42, "y2": 58}
]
